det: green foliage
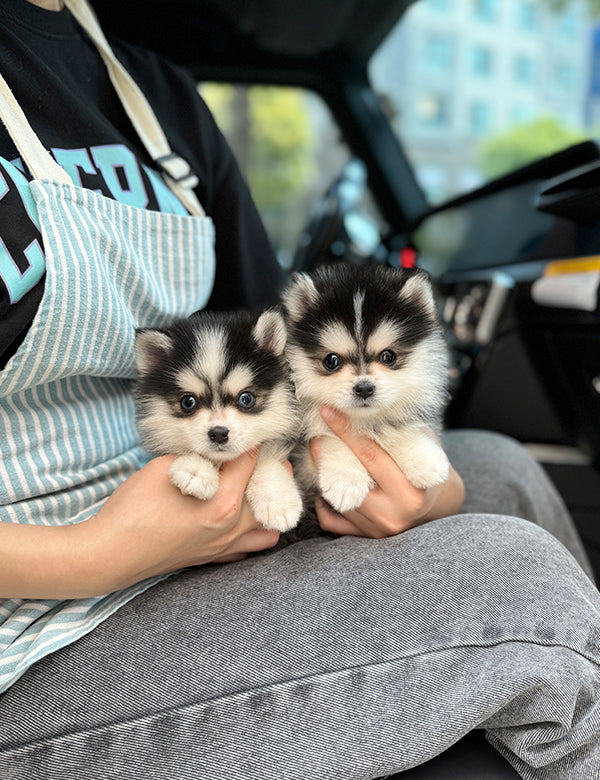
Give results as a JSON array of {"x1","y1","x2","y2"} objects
[
  {"x1": 247, "y1": 87, "x2": 313, "y2": 210},
  {"x1": 200, "y1": 84, "x2": 313, "y2": 211},
  {"x1": 537, "y1": 0, "x2": 600, "y2": 15},
  {"x1": 478, "y1": 117, "x2": 586, "y2": 179},
  {"x1": 201, "y1": 83, "x2": 235, "y2": 126}
]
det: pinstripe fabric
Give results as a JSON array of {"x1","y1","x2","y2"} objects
[{"x1": 0, "y1": 179, "x2": 215, "y2": 692}]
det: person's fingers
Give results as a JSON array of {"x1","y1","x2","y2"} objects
[
  {"x1": 315, "y1": 496, "x2": 388, "y2": 538},
  {"x1": 191, "y1": 450, "x2": 261, "y2": 532},
  {"x1": 359, "y1": 480, "x2": 436, "y2": 524},
  {"x1": 309, "y1": 437, "x2": 321, "y2": 465},
  {"x1": 319, "y1": 406, "x2": 416, "y2": 495}
]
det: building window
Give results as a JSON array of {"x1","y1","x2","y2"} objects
[
  {"x1": 473, "y1": 0, "x2": 497, "y2": 23},
  {"x1": 471, "y1": 45, "x2": 493, "y2": 76},
  {"x1": 416, "y1": 164, "x2": 448, "y2": 204},
  {"x1": 425, "y1": 0, "x2": 450, "y2": 11},
  {"x1": 469, "y1": 101, "x2": 492, "y2": 135},
  {"x1": 417, "y1": 93, "x2": 450, "y2": 127},
  {"x1": 514, "y1": 54, "x2": 535, "y2": 84},
  {"x1": 426, "y1": 35, "x2": 453, "y2": 71},
  {"x1": 511, "y1": 104, "x2": 536, "y2": 124},
  {"x1": 516, "y1": 2, "x2": 537, "y2": 31},
  {"x1": 558, "y1": 10, "x2": 578, "y2": 40},
  {"x1": 555, "y1": 62, "x2": 576, "y2": 92}
]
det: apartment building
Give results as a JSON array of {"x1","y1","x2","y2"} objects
[{"x1": 370, "y1": 0, "x2": 594, "y2": 201}]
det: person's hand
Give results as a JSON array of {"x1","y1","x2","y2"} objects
[
  {"x1": 87, "y1": 451, "x2": 279, "y2": 593},
  {"x1": 0, "y1": 450, "x2": 279, "y2": 600},
  {"x1": 311, "y1": 406, "x2": 465, "y2": 538}
]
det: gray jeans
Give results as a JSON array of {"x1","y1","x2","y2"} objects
[{"x1": 1, "y1": 430, "x2": 599, "y2": 779}]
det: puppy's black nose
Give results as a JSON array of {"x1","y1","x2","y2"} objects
[
  {"x1": 208, "y1": 426, "x2": 229, "y2": 445},
  {"x1": 353, "y1": 380, "x2": 375, "y2": 399}
]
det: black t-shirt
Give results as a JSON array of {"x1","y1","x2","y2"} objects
[{"x1": 0, "y1": 0, "x2": 285, "y2": 368}]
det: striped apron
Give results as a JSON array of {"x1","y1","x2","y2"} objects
[{"x1": 0, "y1": 0, "x2": 216, "y2": 692}]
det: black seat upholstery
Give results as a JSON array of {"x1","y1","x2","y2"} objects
[{"x1": 382, "y1": 732, "x2": 520, "y2": 778}]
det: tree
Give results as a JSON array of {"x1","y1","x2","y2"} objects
[
  {"x1": 478, "y1": 117, "x2": 586, "y2": 179},
  {"x1": 200, "y1": 83, "x2": 313, "y2": 212},
  {"x1": 537, "y1": 0, "x2": 600, "y2": 16}
]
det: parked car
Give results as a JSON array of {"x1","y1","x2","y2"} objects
[{"x1": 94, "y1": 0, "x2": 600, "y2": 776}]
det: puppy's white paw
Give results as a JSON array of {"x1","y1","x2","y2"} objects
[
  {"x1": 400, "y1": 441, "x2": 449, "y2": 490},
  {"x1": 252, "y1": 491, "x2": 303, "y2": 533},
  {"x1": 319, "y1": 467, "x2": 375, "y2": 513},
  {"x1": 246, "y1": 464, "x2": 303, "y2": 532},
  {"x1": 246, "y1": 480, "x2": 302, "y2": 533},
  {"x1": 170, "y1": 454, "x2": 220, "y2": 500}
]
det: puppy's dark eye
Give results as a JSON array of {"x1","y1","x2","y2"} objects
[
  {"x1": 180, "y1": 393, "x2": 198, "y2": 414},
  {"x1": 379, "y1": 350, "x2": 396, "y2": 366},
  {"x1": 238, "y1": 390, "x2": 256, "y2": 409},
  {"x1": 323, "y1": 353, "x2": 342, "y2": 372}
]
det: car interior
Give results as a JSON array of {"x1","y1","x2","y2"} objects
[{"x1": 92, "y1": 0, "x2": 600, "y2": 776}]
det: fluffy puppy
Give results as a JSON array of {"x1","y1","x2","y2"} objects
[
  {"x1": 134, "y1": 309, "x2": 303, "y2": 533},
  {"x1": 282, "y1": 262, "x2": 449, "y2": 514}
]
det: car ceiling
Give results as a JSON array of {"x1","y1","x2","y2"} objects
[{"x1": 93, "y1": 0, "x2": 416, "y2": 78}]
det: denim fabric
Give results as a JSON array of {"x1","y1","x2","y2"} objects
[
  {"x1": 1, "y1": 430, "x2": 599, "y2": 780},
  {"x1": 442, "y1": 429, "x2": 594, "y2": 579}
]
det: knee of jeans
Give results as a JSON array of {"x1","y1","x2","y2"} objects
[
  {"x1": 442, "y1": 429, "x2": 547, "y2": 497},
  {"x1": 443, "y1": 429, "x2": 532, "y2": 465},
  {"x1": 444, "y1": 513, "x2": 575, "y2": 577}
]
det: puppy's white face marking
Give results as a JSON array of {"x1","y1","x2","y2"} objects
[
  {"x1": 221, "y1": 364, "x2": 255, "y2": 399},
  {"x1": 353, "y1": 288, "x2": 365, "y2": 343},
  {"x1": 174, "y1": 367, "x2": 209, "y2": 399},
  {"x1": 318, "y1": 321, "x2": 356, "y2": 356},
  {"x1": 366, "y1": 320, "x2": 403, "y2": 356},
  {"x1": 191, "y1": 327, "x2": 226, "y2": 387}
]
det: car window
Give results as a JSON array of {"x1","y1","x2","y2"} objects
[
  {"x1": 369, "y1": 0, "x2": 599, "y2": 205},
  {"x1": 199, "y1": 84, "x2": 383, "y2": 267}
]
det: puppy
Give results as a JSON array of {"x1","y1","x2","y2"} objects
[
  {"x1": 282, "y1": 262, "x2": 449, "y2": 514},
  {"x1": 134, "y1": 309, "x2": 303, "y2": 533}
]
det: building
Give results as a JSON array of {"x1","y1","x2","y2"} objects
[{"x1": 369, "y1": 0, "x2": 594, "y2": 202}]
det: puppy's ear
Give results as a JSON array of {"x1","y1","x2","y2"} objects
[
  {"x1": 397, "y1": 269, "x2": 437, "y2": 318},
  {"x1": 134, "y1": 329, "x2": 173, "y2": 375},
  {"x1": 282, "y1": 272, "x2": 318, "y2": 323},
  {"x1": 252, "y1": 309, "x2": 287, "y2": 355}
]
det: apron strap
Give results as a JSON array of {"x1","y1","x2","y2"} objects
[
  {"x1": 64, "y1": 0, "x2": 205, "y2": 217},
  {"x1": 0, "y1": 75, "x2": 72, "y2": 185},
  {"x1": 0, "y1": 0, "x2": 206, "y2": 217}
]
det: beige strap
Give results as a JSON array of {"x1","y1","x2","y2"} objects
[
  {"x1": 0, "y1": 74, "x2": 72, "y2": 183},
  {"x1": 64, "y1": 0, "x2": 205, "y2": 217}
]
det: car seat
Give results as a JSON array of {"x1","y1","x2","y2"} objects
[{"x1": 382, "y1": 731, "x2": 520, "y2": 778}]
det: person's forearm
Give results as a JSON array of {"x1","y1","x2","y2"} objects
[
  {"x1": 0, "y1": 454, "x2": 278, "y2": 600},
  {"x1": 0, "y1": 520, "x2": 110, "y2": 600}
]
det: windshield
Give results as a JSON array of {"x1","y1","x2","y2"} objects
[{"x1": 369, "y1": 0, "x2": 599, "y2": 205}]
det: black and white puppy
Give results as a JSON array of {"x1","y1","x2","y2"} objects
[
  {"x1": 134, "y1": 309, "x2": 303, "y2": 533},
  {"x1": 282, "y1": 263, "x2": 449, "y2": 514}
]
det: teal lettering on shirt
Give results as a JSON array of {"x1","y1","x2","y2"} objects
[
  {"x1": 0, "y1": 145, "x2": 190, "y2": 304},
  {"x1": 51, "y1": 147, "x2": 102, "y2": 194},
  {"x1": 91, "y1": 145, "x2": 148, "y2": 208},
  {"x1": 143, "y1": 165, "x2": 188, "y2": 215},
  {"x1": 0, "y1": 158, "x2": 45, "y2": 303}
]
